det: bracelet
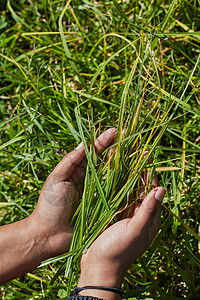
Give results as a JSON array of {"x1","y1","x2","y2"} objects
[
  {"x1": 66, "y1": 296, "x2": 103, "y2": 300},
  {"x1": 69, "y1": 285, "x2": 123, "y2": 296}
]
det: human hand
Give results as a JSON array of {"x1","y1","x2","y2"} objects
[
  {"x1": 0, "y1": 128, "x2": 117, "y2": 285},
  {"x1": 30, "y1": 128, "x2": 117, "y2": 259},
  {"x1": 78, "y1": 157, "x2": 166, "y2": 299}
]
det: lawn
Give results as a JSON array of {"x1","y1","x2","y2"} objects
[{"x1": 0, "y1": 0, "x2": 200, "y2": 299}]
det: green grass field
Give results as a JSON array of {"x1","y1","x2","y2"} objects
[{"x1": 0, "y1": 0, "x2": 200, "y2": 299}]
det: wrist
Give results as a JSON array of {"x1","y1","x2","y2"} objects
[
  {"x1": 78, "y1": 263, "x2": 123, "y2": 300},
  {"x1": 24, "y1": 215, "x2": 50, "y2": 262},
  {"x1": 74, "y1": 289, "x2": 122, "y2": 300},
  {"x1": 78, "y1": 268, "x2": 123, "y2": 289},
  {"x1": 29, "y1": 211, "x2": 73, "y2": 260}
]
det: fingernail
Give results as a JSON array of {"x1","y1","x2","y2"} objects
[
  {"x1": 155, "y1": 187, "x2": 167, "y2": 202},
  {"x1": 143, "y1": 150, "x2": 149, "y2": 158},
  {"x1": 109, "y1": 128, "x2": 117, "y2": 138},
  {"x1": 76, "y1": 142, "x2": 83, "y2": 150}
]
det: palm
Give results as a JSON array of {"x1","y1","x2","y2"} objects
[
  {"x1": 80, "y1": 159, "x2": 162, "y2": 285},
  {"x1": 31, "y1": 128, "x2": 117, "y2": 256},
  {"x1": 82, "y1": 212, "x2": 158, "y2": 274}
]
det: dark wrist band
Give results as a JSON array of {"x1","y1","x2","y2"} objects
[
  {"x1": 66, "y1": 296, "x2": 103, "y2": 300},
  {"x1": 68, "y1": 285, "x2": 123, "y2": 297}
]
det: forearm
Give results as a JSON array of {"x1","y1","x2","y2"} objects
[{"x1": 0, "y1": 216, "x2": 47, "y2": 284}]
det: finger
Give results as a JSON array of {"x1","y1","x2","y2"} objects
[
  {"x1": 138, "y1": 151, "x2": 159, "y2": 199},
  {"x1": 94, "y1": 128, "x2": 117, "y2": 156},
  {"x1": 120, "y1": 201, "x2": 141, "y2": 220},
  {"x1": 120, "y1": 150, "x2": 158, "y2": 219},
  {"x1": 127, "y1": 187, "x2": 166, "y2": 237},
  {"x1": 71, "y1": 156, "x2": 87, "y2": 185},
  {"x1": 106, "y1": 139, "x2": 116, "y2": 158},
  {"x1": 128, "y1": 202, "x2": 141, "y2": 218},
  {"x1": 143, "y1": 151, "x2": 159, "y2": 189},
  {"x1": 126, "y1": 151, "x2": 159, "y2": 218},
  {"x1": 49, "y1": 143, "x2": 86, "y2": 182},
  {"x1": 48, "y1": 127, "x2": 116, "y2": 183},
  {"x1": 148, "y1": 204, "x2": 161, "y2": 241}
]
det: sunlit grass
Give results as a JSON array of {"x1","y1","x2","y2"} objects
[{"x1": 0, "y1": 0, "x2": 200, "y2": 299}]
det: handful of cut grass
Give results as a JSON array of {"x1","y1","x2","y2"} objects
[
  {"x1": 64, "y1": 88, "x2": 168, "y2": 291},
  {"x1": 48, "y1": 46, "x2": 199, "y2": 292}
]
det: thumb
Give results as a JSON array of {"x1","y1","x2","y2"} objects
[
  {"x1": 127, "y1": 187, "x2": 166, "y2": 236},
  {"x1": 50, "y1": 143, "x2": 86, "y2": 182}
]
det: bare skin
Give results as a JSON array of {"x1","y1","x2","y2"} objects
[
  {"x1": 78, "y1": 158, "x2": 166, "y2": 300},
  {"x1": 0, "y1": 128, "x2": 117, "y2": 285},
  {"x1": 0, "y1": 126, "x2": 167, "y2": 297}
]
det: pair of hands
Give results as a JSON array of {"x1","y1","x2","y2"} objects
[{"x1": 32, "y1": 128, "x2": 166, "y2": 298}]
